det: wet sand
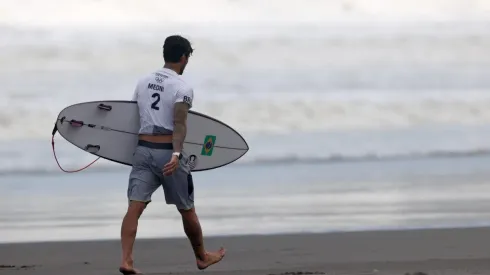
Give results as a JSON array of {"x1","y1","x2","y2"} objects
[{"x1": 1, "y1": 227, "x2": 490, "y2": 275}]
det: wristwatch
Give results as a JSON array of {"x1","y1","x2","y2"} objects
[{"x1": 172, "y1": 152, "x2": 183, "y2": 160}]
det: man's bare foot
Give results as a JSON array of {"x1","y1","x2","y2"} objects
[
  {"x1": 196, "y1": 247, "x2": 226, "y2": 270},
  {"x1": 119, "y1": 266, "x2": 143, "y2": 274}
]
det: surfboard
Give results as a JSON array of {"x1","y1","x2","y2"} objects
[{"x1": 54, "y1": 100, "x2": 249, "y2": 172}]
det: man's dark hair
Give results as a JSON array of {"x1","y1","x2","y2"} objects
[{"x1": 163, "y1": 35, "x2": 194, "y2": 63}]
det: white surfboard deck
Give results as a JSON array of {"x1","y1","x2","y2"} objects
[{"x1": 54, "y1": 100, "x2": 249, "y2": 172}]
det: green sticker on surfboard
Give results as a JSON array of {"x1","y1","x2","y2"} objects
[{"x1": 201, "y1": 135, "x2": 216, "y2": 156}]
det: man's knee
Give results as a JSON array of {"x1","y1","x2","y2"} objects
[
  {"x1": 127, "y1": 200, "x2": 148, "y2": 218},
  {"x1": 178, "y1": 206, "x2": 196, "y2": 218}
]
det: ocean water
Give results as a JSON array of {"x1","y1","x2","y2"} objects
[
  {"x1": 1, "y1": 0, "x2": 490, "y2": 243},
  {"x1": 3, "y1": 155, "x2": 490, "y2": 244}
]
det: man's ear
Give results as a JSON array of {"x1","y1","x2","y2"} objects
[{"x1": 179, "y1": 54, "x2": 188, "y2": 63}]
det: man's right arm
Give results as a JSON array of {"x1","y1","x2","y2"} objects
[
  {"x1": 172, "y1": 102, "x2": 189, "y2": 153},
  {"x1": 172, "y1": 87, "x2": 194, "y2": 154}
]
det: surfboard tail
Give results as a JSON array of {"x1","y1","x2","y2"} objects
[{"x1": 51, "y1": 115, "x2": 100, "y2": 173}]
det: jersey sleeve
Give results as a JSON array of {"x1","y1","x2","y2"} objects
[
  {"x1": 131, "y1": 82, "x2": 139, "y2": 101},
  {"x1": 175, "y1": 86, "x2": 194, "y2": 108}
]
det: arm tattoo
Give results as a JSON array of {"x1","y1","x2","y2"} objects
[{"x1": 172, "y1": 102, "x2": 189, "y2": 153}]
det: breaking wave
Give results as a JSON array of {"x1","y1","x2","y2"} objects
[{"x1": 2, "y1": 148, "x2": 490, "y2": 176}]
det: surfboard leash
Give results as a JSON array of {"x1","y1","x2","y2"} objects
[{"x1": 51, "y1": 120, "x2": 100, "y2": 173}]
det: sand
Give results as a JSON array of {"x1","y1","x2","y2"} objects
[{"x1": 1, "y1": 227, "x2": 490, "y2": 275}]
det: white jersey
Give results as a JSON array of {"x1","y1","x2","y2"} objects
[{"x1": 132, "y1": 68, "x2": 194, "y2": 135}]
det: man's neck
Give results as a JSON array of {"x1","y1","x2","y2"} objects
[{"x1": 163, "y1": 63, "x2": 180, "y2": 75}]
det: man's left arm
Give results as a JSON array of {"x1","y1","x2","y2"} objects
[{"x1": 131, "y1": 81, "x2": 140, "y2": 101}]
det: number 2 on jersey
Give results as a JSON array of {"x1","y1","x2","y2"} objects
[{"x1": 151, "y1": 93, "x2": 160, "y2": 110}]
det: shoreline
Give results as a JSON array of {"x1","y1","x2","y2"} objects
[
  {"x1": 2, "y1": 224, "x2": 490, "y2": 245},
  {"x1": 2, "y1": 227, "x2": 490, "y2": 275}
]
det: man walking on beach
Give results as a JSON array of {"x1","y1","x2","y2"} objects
[{"x1": 119, "y1": 35, "x2": 226, "y2": 274}]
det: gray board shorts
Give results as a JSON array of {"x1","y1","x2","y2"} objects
[{"x1": 127, "y1": 140, "x2": 194, "y2": 210}]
